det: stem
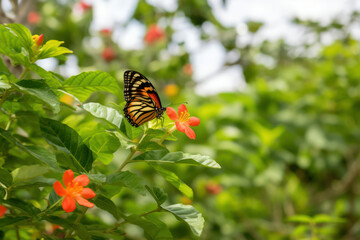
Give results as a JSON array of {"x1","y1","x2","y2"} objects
[
  {"x1": 18, "y1": 67, "x2": 28, "y2": 80},
  {"x1": 116, "y1": 127, "x2": 150, "y2": 172},
  {"x1": 38, "y1": 197, "x2": 63, "y2": 217},
  {"x1": 65, "y1": 207, "x2": 88, "y2": 238},
  {"x1": 15, "y1": 226, "x2": 20, "y2": 240},
  {"x1": 140, "y1": 207, "x2": 162, "y2": 217}
]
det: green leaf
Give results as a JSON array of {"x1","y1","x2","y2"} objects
[
  {"x1": 48, "y1": 189, "x2": 61, "y2": 207},
  {"x1": 313, "y1": 214, "x2": 345, "y2": 224},
  {"x1": 0, "y1": 217, "x2": 29, "y2": 228},
  {"x1": 5, "y1": 23, "x2": 33, "y2": 57},
  {"x1": 124, "y1": 214, "x2": 173, "y2": 240},
  {"x1": 44, "y1": 216, "x2": 73, "y2": 230},
  {"x1": 111, "y1": 131, "x2": 136, "y2": 149},
  {"x1": 15, "y1": 79, "x2": 60, "y2": 113},
  {"x1": 27, "y1": 64, "x2": 62, "y2": 88},
  {"x1": 62, "y1": 71, "x2": 121, "y2": 102},
  {"x1": 0, "y1": 128, "x2": 59, "y2": 170},
  {"x1": 106, "y1": 171, "x2": 146, "y2": 196},
  {"x1": 93, "y1": 194, "x2": 121, "y2": 219},
  {"x1": 40, "y1": 118, "x2": 95, "y2": 172},
  {"x1": 137, "y1": 129, "x2": 169, "y2": 151},
  {"x1": 38, "y1": 40, "x2": 73, "y2": 59},
  {"x1": 135, "y1": 151, "x2": 221, "y2": 168},
  {"x1": 287, "y1": 215, "x2": 312, "y2": 223},
  {"x1": 146, "y1": 186, "x2": 168, "y2": 205},
  {"x1": 0, "y1": 24, "x2": 30, "y2": 65},
  {"x1": 163, "y1": 204, "x2": 204, "y2": 237},
  {"x1": 0, "y1": 168, "x2": 13, "y2": 187},
  {"x1": 82, "y1": 102, "x2": 125, "y2": 131},
  {"x1": 76, "y1": 224, "x2": 92, "y2": 240},
  {"x1": 87, "y1": 132, "x2": 120, "y2": 164},
  {"x1": 11, "y1": 165, "x2": 50, "y2": 184},
  {"x1": 0, "y1": 198, "x2": 40, "y2": 216},
  {"x1": 149, "y1": 163, "x2": 193, "y2": 200},
  {"x1": 0, "y1": 79, "x2": 11, "y2": 89}
]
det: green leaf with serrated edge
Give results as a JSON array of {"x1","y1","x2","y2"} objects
[
  {"x1": 0, "y1": 168, "x2": 12, "y2": 187},
  {"x1": 93, "y1": 195, "x2": 121, "y2": 219},
  {"x1": 146, "y1": 186, "x2": 168, "y2": 205},
  {"x1": 28, "y1": 64, "x2": 62, "y2": 88},
  {"x1": 149, "y1": 163, "x2": 193, "y2": 200},
  {"x1": 0, "y1": 24, "x2": 30, "y2": 65},
  {"x1": 0, "y1": 198, "x2": 40, "y2": 216},
  {"x1": 87, "y1": 132, "x2": 120, "y2": 164},
  {"x1": 62, "y1": 71, "x2": 121, "y2": 102},
  {"x1": 124, "y1": 214, "x2": 173, "y2": 240},
  {"x1": 313, "y1": 214, "x2": 345, "y2": 224},
  {"x1": 76, "y1": 224, "x2": 91, "y2": 240},
  {"x1": 287, "y1": 215, "x2": 312, "y2": 223},
  {"x1": 0, "y1": 217, "x2": 29, "y2": 228},
  {"x1": 135, "y1": 150, "x2": 221, "y2": 168},
  {"x1": 5, "y1": 23, "x2": 33, "y2": 57},
  {"x1": 162, "y1": 204, "x2": 204, "y2": 237},
  {"x1": 39, "y1": 118, "x2": 95, "y2": 172},
  {"x1": 106, "y1": 171, "x2": 146, "y2": 196},
  {"x1": 0, "y1": 128, "x2": 59, "y2": 170},
  {"x1": 15, "y1": 79, "x2": 60, "y2": 113},
  {"x1": 111, "y1": 131, "x2": 136, "y2": 149},
  {"x1": 82, "y1": 102, "x2": 125, "y2": 130},
  {"x1": 38, "y1": 40, "x2": 73, "y2": 59},
  {"x1": 11, "y1": 165, "x2": 50, "y2": 184}
]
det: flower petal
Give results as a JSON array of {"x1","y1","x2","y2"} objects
[
  {"x1": 178, "y1": 104, "x2": 188, "y2": 116},
  {"x1": 188, "y1": 117, "x2": 200, "y2": 126},
  {"x1": 81, "y1": 188, "x2": 96, "y2": 199},
  {"x1": 185, "y1": 127, "x2": 196, "y2": 139},
  {"x1": 175, "y1": 121, "x2": 186, "y2": 133},
  {"x1": 166, "y1": 107, "x2": 178, "y2": 121},
  {"x1": 0, "y1": 205, "x2": 7, "y2": 217},
  {"x1": 76, "y1": 196, "x2": 94, "y2": 208},
  {"x1": 53, "y1": 181, "x2": 66, "y2": 197},
  {"x1": 73, "y1": 174, "x2": 89, "y2": 186},
  {"x1": 63, "y1": 170, "x2": 74, "y2": 187},
  {"x1": 62, "y1": 196, "x2": 76, "y2": 212}
]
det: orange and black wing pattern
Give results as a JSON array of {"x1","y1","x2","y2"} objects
[{"x1": 123, "y1": 70, "x2": 165, "y2": 127}]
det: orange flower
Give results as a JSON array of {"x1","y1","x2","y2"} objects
[
  {"x1": 166, "y1": 104, "x2": 200, "y2": 139},
  {"x1": 164, "y1": 84, "x2": 179, "y2": 98},
  {"x1": 100, "y1": 28, "x2": 112, "y2": 36},
  {"x1": 101, "y1": 47, "x2": 116, "y2": 62},
  {"x1": 28, "y1": 11, "x2": 41, "y2": 24},
  {"x1": 53, "y1": 169, "x2": 96, "y2": 213},
  {"x1": 205, "y1": 182, "x2": 222, "y2": 195},
  {"x1": 144, "y1": 24, "x2": 165, "y2": 45},
  {"x1": 183, "y1": 63, "x2": 193, "y2": 75},
  {"x1": 0, "y1": 205, "x2": 7, "y2": 217}
]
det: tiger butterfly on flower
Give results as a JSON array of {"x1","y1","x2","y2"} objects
[{"x1": 123, "y1": 70, "x2": 166, "y2": 127}]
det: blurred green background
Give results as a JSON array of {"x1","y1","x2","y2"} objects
[{"x1": 2, "y1": 0, "x2": 360, "y2": 239}]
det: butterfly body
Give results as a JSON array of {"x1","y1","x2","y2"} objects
[{"x1": 123, "y1": 70, "x2": 166, "y2": 127}]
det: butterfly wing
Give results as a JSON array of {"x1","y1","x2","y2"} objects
[{"x1": 123, "y1": 70, "x2": 164, "y2": 127}]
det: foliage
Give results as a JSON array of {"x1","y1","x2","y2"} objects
[{"x1": 1, "y1": 0, "x2": 359, "y2": 239}]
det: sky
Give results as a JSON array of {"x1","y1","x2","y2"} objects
[{"x1": 2, "y1": 0, "x2": 359, "y2": 95}]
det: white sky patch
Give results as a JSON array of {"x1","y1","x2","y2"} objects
[
  {"x1": 115, "y1": 20, "x2": 145, "y2": 50},
  {"x1": 36, "y1": 58, "x2": 58, "y2": 72}
]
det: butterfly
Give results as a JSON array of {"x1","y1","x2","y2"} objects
[{"x1": 123, "y1": 70, "x2": 166, "y2": 127}]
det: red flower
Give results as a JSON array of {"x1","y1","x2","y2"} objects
[
  {"x1": 101, "y1": 47, "x2": 116, "y2": 62},
  {"x1": 205, "y1": 182, "x2": 222, "y2": 195},
  {"x1": 100, "y1": 28, "x2": 112, "y2": 36},
  {"x1": 28, "y1": 11, "x2": 41, "y2": 24},
  {"x1": 79, "y1": 0, "x2": 92, "y2": 11},
  {"x1": 144, "y1": 24, "x2": 165, "y2": 45},
  {"x1": 0, "y1": 205, "x2": 6, "y2": 217},
  {"x1": 53, "y1": 170, "x2": 96, "y2": 213},
  {"x1": 166, "y1": 104, "x2": 200, "y2": 139}
]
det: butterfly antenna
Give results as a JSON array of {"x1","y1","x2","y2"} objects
[{"x1": 165, "y1": 101, "x2": 188, "y2": 108}]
